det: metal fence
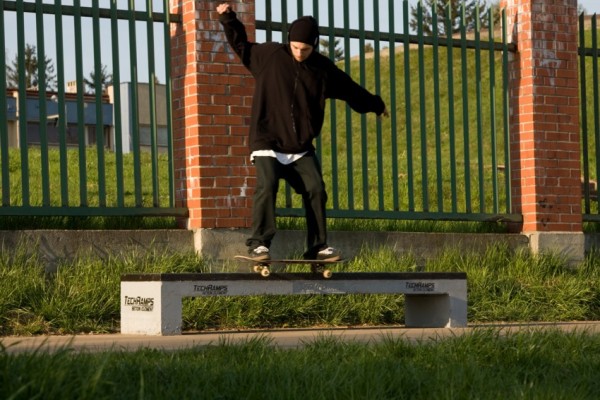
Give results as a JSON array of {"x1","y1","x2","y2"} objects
[
  {"x1": 261, "y1": 0, "x2": 520, "y2": 222},
  {"x1": 1, "y1": 1, "x2": 597, "y2": 224},
  {"x1": 580, "y1": 13, "x2": 600, "y2": 222},
  {"x1": 0, "y1": 0, "x2": 185, "y2": 217}
]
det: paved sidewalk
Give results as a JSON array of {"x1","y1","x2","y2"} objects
[{"x1": 3, "y1": 322, "x2": 600, "y2": 354}]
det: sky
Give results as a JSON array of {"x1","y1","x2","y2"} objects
[
  {"x1": 580, "y1": 0, "x2": 600, "y2": 15},
  {"x1": 3, "y1": 0, "x2": 600, "y2": 89}
]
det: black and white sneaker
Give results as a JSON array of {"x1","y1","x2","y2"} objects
[
  {"x1": 316, "y1": 247, "x2": 341, "y2": 262},
  {"x1": 248, "y1": 245, "x2": 270, "y2": 261}
]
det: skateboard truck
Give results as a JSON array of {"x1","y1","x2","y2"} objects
[{"x1": 235, "y1": 256, "x2": 338, "y2": 278}]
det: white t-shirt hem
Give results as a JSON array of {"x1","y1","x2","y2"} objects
[{"x1": 251, "y1": 150, "x2": 308, "y2": 165}]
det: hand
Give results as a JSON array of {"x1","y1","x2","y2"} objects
[
  {"x1": 216, "y1": 3, "x2": 231, "y2": 14},
  {"x1": 378, "y1": 108, "x2": 389, "y2": 119}
]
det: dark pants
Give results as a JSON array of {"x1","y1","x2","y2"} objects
[{"x1": 246, "y1": 154, "x2": 328, "y2": 258}]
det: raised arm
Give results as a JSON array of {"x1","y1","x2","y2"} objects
[{"x1": 216, "y1": 3, "x2": 252, "y2": 66}]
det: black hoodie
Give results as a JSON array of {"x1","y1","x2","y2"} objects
[{"x1": 219, "y1": 11, "x2": 386, "y2": 154}]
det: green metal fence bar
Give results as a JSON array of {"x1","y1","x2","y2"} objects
[
  {"x1": 74, "y1": 0, "x2": 88, "y2": 206},
  {"x1": 488, "y1": 8, "x2": 499, "y2": 213},
  {"x1": 460, "y1": 4, "x2": 472, "y2": 213},
  {"x1": 16, "y1": 0, "x2": 30, "y2": 207},
  {"x1": 372, "y1": 0, "x2": 384, "y2": 211},
  {"x1": 163, "y1": 0, "x2": 175, "y2": 208},
  {"x1": 280, "y1": 0, "x2": 289, "y2": 40},
  {"x1": 0, "y1": 3, "x2": 9, "y2": 206},
  {"x1": 402, "y1": 0, "x2": 415, "y2": 212},
  {"x1": 416, "y1": 2, "x2": 429, "y2": 212},
  {"x1": 387, "y1": 0, "x2": 399, "y2": 212},
  {"x1": 432, "y1": 3, "x2": 443, "y2": 212},
  {"x1": 474, "y1": 7, "x2": 485, "y2": 213},
  {"x1": 281, "y1": 0, "x2": 294, "y2": 208},
  {"x1": 92, "y1": 0, "x2": 107, "y2": 207},
  {"x1": 54, "y1": 0, "x2": 69, "y2": 207},
  {"x1": 593, "y1": 16, "x2": 600, "y2": 212},
  {"x1": 327, "y1": 0, "x2": 340, "y2": 211},
  {"x1": 264, "y1": 0, "x2": 272, "y2": 41},
  {"x1": 502, "y1": 9, "x2": 511, "y2": 214},
  {"x1": 315, "y1": 2, "x2": 325, "y2": 198},
  {"x1": 111, "y1": 0, "x2": 125, "y2": 208},
  {"x1": 580, "y1": 13, "x2": 592, "y2": 214},
  {"x1": 358, "y1": 1, "x2": 369, "y2": 210},
  {"x1": 128, "y1": 0, "x2": 143, "y2": 207},
  {"x1": 446, "y1": 6, "x2": 458, "y2": 213},
  {"x1": 146, "y1": 0, "x2": 160, "y2": 207},
  {"x1": 36, "y1": 0, "x2": 51, "y2": 206},
  {"x1": 343, "y1": 0, "x2": 355, "y2": 210}
]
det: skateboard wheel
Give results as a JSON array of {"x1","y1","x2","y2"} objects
[
  {"x1": 253, "y1": 265, "x2": 262, "y2": 273},
  {"x1": 322, "y1": 269, "x2": 332, "y2": 279},
  {"x1": 260, "y1": 267, "x2": 270, "y2": 277}
]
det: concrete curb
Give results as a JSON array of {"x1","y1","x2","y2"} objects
[{"x1": 3, "y1": 322, "x2": 600, "y2": 354}]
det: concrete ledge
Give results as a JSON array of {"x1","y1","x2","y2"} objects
[{"x1": 121, "y1": 272, "x2": 468, "y2": 335}]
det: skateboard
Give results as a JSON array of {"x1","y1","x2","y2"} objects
[{"x1": 234, "y1": 255, "x2": 341, "y2": 278}]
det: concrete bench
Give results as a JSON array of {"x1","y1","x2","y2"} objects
[{"x1": 121, "y1": 272, "x2": 467, "y2": 335}]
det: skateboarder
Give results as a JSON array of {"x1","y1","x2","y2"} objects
[{"x1": 216, "y1": 3, "x2": 387, "y2": 262}]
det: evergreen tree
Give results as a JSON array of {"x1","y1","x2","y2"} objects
[
  {"x1": 319, "y1": 38, "x2": 344, "y2": 62},
  {"x1": 410, "y1": 0, "x2": 496, "y2": 36},
  {"x1": 6, "y1": 44, "x2": 56, "y2": 90},
  {"x1": 84, "y1": 64, "x2": 113, "y2": 94}
]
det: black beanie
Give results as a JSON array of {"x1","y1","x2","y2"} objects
[{"x1": 288, "y1": 16, "x2": 319, "y2": 47}]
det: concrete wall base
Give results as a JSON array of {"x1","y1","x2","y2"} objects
[
  {"x1": 0, "y1": 230, "x2": 194, "y2": 273},
  {"x1": 526, "y1": 232, "x2": 585, "y2": 265},
  {"x1": 2, "y1": 229, "x2": 592, "y2": 271},
  {"x1": 192, "y1": 228, "x2": 531, "y2": 265}
]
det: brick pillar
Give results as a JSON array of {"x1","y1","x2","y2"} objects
[
  {"x1": 501, "y1": 0, "x2": 583, "y2": 261},
  {"x1": 170, "y1": 0, "x2": 255, "y2": 235}
]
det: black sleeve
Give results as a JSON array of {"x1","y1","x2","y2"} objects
[
  {"x1": 325, "y1": 61, "x2": 386, "y2": 115},
  {"x1": 218, "y1": 11, "x2": 253, "y2": 68}
]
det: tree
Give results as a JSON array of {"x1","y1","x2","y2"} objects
[
  {"x1": 409, "y1": 0, "x2": 496, "y2": 36},
  {"x1": 84, "y1": 64, "x2": 113, "y2": 94},
  {"x1": 319, "y1": 38, "x2": 344, "y2": 62},
  {"x1": 6, "y1": 44, "x2": 56, "y2": 90}
]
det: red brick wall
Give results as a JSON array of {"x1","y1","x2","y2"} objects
[
  {"x1": 170, "y1": 0, "x2": 255, "y2": 229},
  {"x1": 501, "y1": 0, "x2": 582, "y2": 233}
]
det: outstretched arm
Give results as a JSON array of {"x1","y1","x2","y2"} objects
[
  {"x1": 326, "y1": 65, "x2": 387, "y2": 116},
  {"x1": 216, "y1": 3, "x2": 252, "y2": 66}
]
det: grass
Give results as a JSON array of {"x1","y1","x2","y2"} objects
[
  {"x1": 1, "y1": 243, "x2": 600, "y2": 336},
  {"x1": 2, "y1": 330, "x2": 600, "y2": 399}
]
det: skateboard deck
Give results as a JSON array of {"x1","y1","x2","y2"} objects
[{"x1": 234, "y1": 255, "x2": 342, "y2": 278}]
